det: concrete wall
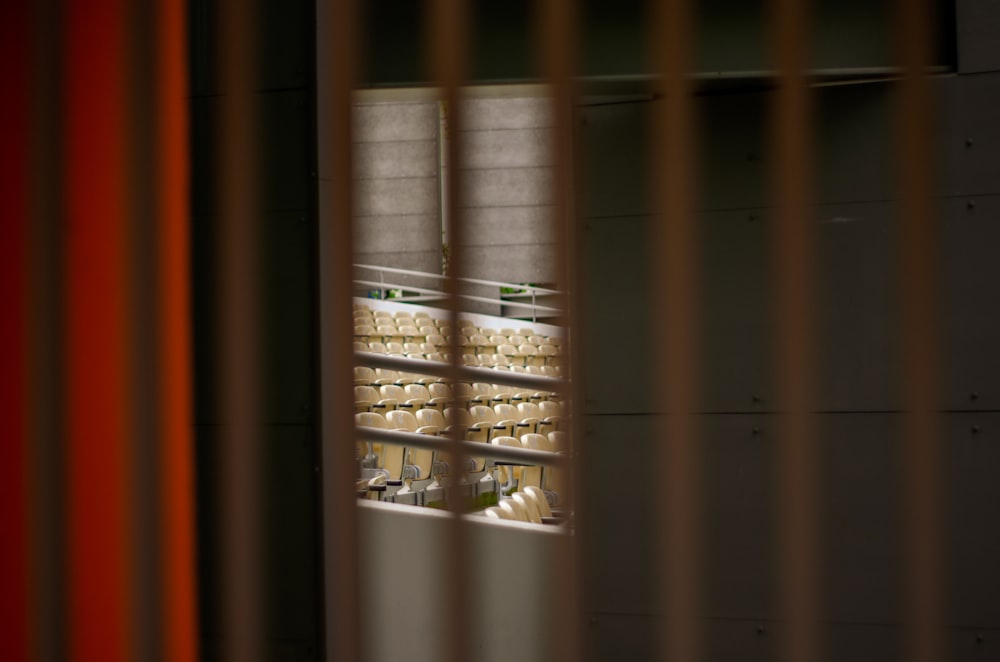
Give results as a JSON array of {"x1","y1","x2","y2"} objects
[{"x1": 352, "y1": 99, "x2": 442, "y2": 274}]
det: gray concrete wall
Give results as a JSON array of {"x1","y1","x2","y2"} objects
[{"x1": 352, "y1": 100, "x2": 443, "y2": 275}]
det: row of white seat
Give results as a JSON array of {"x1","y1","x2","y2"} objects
[
  {"x1": 356, "y1": 406, "x2": 564, "y2": 494},
  {"x1": 353, "y1": 378, "x2": 564, "y2": 411}
]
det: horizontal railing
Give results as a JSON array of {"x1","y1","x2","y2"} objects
[
  {"x1": 354, "y1": 263, "x2": 564, "y2": 322},
  {"x1": 355, "y1": 351, "x2": 564, "y2": 393}
]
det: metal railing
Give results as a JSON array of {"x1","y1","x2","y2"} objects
[{"x1": 354, "y1": 263, "x2": 564, "y2": 322}]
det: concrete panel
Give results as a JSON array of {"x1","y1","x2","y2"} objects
[
  {"x1": 814, "y1": 83, "x2": 895, "y2": 205},
  {"x1": 702, "y1": 415, "x2": 778, "y2": 619},
  {"x1": 815, "y1": 201, "x2": 900, "y2": 412},
  {"x1": 821, "y1": 622, "x2": 901, "y2": 662},
  {"x1": 944, "y1": 412, "x2": 1000, "y2": 628},
  {"x1": 460, "y1": 206, "x2": 556, "y2": 247},
  {"x1": 700, "y1": 209, "x2": 772, "y2": 413},
  {"x1": 460, "y1": 128, "x2": 553, "y2": 169},
  {"x1": 581, "y1": 612, "x2": 656, "y2": 662},
  {"x1": 940, "y1": 195, "x2": 1000, "y2": 411},
  {"x1": 459, "y1": 96, "x2": 554, "y2": 131},
  {"x1": 196, "y1": 425, "x2": 319, "y2": 644},
  {"x1": 699, "y1": 91, "x2": 768, "y2": 212},
  {"x1": 352, "y1": 140, "x2": 438, "y2": 180},
  {"x1": 459, "y1": 167, "x2": 553, "y2": 208},
  {"x1": 819, "y1": 414, "x2": 902, "y2": 624},
  {"x1": 937, "y1": 73, "x2": 1000, "y2": 197},
  {"x1": 579, "y1": 414, "x2": 659, "y2": 615},
  {"x1": 354, "y1": 177, "x2": 439, "y2": 217},
  {"x1": 579, "y1": 216, "x2": 655, "y2": 414},
  {"x1": 357, "y1": 501, "x2": 565, "y2": 662},
  {"x1": 956, "y1": 0, "x2": 1000, "y2": 73},
  {"x1": 352, "y1": 101, "x2": 438, "y2": 143},
  {"x1": 192, "y1": 212, "x2": 314, "y2": 426},
  {"x1": 453, "y1": 244, "x2": 559, "y2": 285},
  {"x1": 353, "y1": 214, "x2": 442, "y2": 255},
  {"x1": 578, "y1": 100, "x2": 651, "y2": 219}
]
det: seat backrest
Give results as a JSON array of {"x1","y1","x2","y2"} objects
[
  {"x1": 522, "y1": 486, "x2": 552, "y2": 518},
  {"x1": 416, "y1": 408, "x2": 446, "y2": 430},
  {"x1": 469, "y1": 405, "x2": 496, "y2": 424},
  {"x1": 511, "y1": 492, "x2": 542, "y2": 523},
  {"x1": 517, "y1": 402, "x2": 542, "y2": 419},
  {"x1": 405, "y1": 383, "x2": 430, "y2": 402},
  {"x1": 494, "y1": 403, "x2": 519, "y2": 421},
  {"x1": 385, "y1": 409, "x2": 418, "y2": 432},
  {"x1": 380, "y1": 384, "x2": 406, "y2": 402}
]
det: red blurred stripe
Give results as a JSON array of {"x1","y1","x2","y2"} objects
[
  {"x1": 157, "y1": 1, "x2": 198, "y2": 660},
  {"x1": 65, "y1": 1, "x2": 135, "y2": 660},
  {"x1": 0, "y1": 1, "x2": 31, "y2": 660}
]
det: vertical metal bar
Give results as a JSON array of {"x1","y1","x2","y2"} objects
[
  {"x1": 894, "y1": 2, "x2": 941, "y2": 661},
  {"x1": 648, "y1": 1, "x2": 701, "y2": 661},
  {"x1": 64, "y1": 0, "x2": 135, "y2": 659},
  {"x1": 769, "y1": 1, "x2": 819, "y2": 661},
  {"x1": 29, "y1": 1, "x2": 67, "y2": 659},
  {"x1": 318, "y1": 0, "x2": 362, "y2": 659},
  {"x1": 0, "y1": 2, "x2": 32, "y2": 659},
  {"x1": 537, "y1": 1, "x2": 582, "y2": 661},
  {"x1": 156, "y1": 0, "x2": 199, "y2": 659},
  {"x1": 218, "y1": 0, "x2": 261, "y2": 660},
  {"x1": 428, "y1": 1, "x2": 471, "y2": 661},
  {"x1": 128, "y1": 1, "x2": 163, "y2": 659}
]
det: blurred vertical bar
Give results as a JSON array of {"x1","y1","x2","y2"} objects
[
  {"x1": 648, "y1": 1, "x2": 702, "y2": 661},
  {"x1": 318, "y1": 0, "x2": 362, "y2": 658},
  {"x1": 157, "y1": 0, "x2": 199, "y2": 659},
  {"x1": 0, "y1": 1, "x2": 31, "y2": 660},
  {"x1": 218, "y1": 0, "x2": 262, "y2": 659},
  {"x1": 894, "y1": 1, "x2": 941, "y2": 662},
  {"x1": 29, "y1": 0, "x2": 67, "y2": 659},
  {"x1": 537, "y1": 1, "x2": 582, "y2": 661},
  {"x1": 65, "y1": 0, "x2": 135, "y2": 659},
  {"x1": 768, "y1": 1, "x2": 819, "y2": 662},
  {"x1": 428, "y1": 0, "x2": 471, "y2": 661},
  {"x1": 129, "y1": 0, "x2": 164, "y2": 659}
]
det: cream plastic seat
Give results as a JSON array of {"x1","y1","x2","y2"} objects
[
  {"x1": 354, "y1": 385, "x2": 379, "y2": 413},
  {"x1": 518, "y1": 433, "x2": 550, "y2": 489},
  {"x1": 353, "y1": 366, "x2": 376, "y2": 386},
  {"x1": 403, "y1": 383, "x2": 430, "y2": 408},
  {"x1": 522, "y1": 485, "x2": 553, "y2": 518},
  {"x1": 353, "y1": 341, "x2": 368, "y2": 353},
  {"x1": 483, "y1": 507, "x2": 506, "y2": 521},
  {"x1": 354, "y1": 324, "x2": 376, "y2": 342},
  {"x1": 498, "y1": 498, "x2": 529, "y2": 522},
  {"x1": 511, "y1": 492, "x2": 542, "y2": 524},
  {"x1": 356, "y1": 411, "x2": 405, "y2": 481},
  {"x1": 385, "y1": 409, "x2": 438, "y2": 480},
  {"x1": 508, "y1": 334, "x2": 527, "y2": 347}
]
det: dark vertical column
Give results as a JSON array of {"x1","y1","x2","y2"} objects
[
  {"x1": 216, "y1": 0, "x2": 262, "y2": 660},
  {"x1": 0, "y1": 2, "x2": 31, "y2": 659},
  {"x1": 538, "y1": 2, "x2": 582, "y2": 660},
  {"x1": 318, "y1": 0, "x2": 362, "y2": 659},
  {"x1": 128, "y1": 1, "x2": 165, "y2": 659},
  {"x1": 64, "y1": 0, "x2": 135, "y2": 660},
  {"x1": 894, "y1": 2, "x2": 941, "y2": 662},
  {"x1": 428, "y1": 2, "x2": 472, "y2": 661},
  {"x1": 648, "y1": 1, "x2": 702, "y2": 661},
  {"x1": 769, "y1": 2, "x2": 820, "y2": 662},
  {"x1": 29, "y1": 1, "x2": 67, "y2": 660}
]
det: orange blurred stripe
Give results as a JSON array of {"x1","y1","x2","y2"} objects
[
  {"x1": 158, "y1": 0, "x2": 198, "y2": 660},
  {"x1": 0, "y1": 1, "x2": 31, "y2": 660},
  {"x1": 65, "y1": 0, "x2": 134, "y2": 660}
]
